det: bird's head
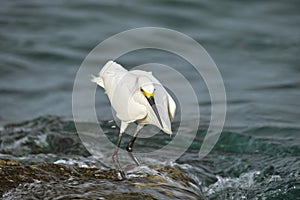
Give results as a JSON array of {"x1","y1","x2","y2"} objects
[
  {"x1": 139, "y1": 84, "x2": 154, "y2": 98},
  {"x1": 138, "y1": 77, "x2": 163, "y2": 129}
]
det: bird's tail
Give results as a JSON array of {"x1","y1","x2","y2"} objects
[{"x1": 91, "y1": 74, "x2": 104, "y2": 88}]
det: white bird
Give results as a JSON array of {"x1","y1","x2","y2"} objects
[{"x1": 91, "y1": 60, "x2": 176, "y2": 179}]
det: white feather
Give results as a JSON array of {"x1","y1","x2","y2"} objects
[{"x1": 92, "y1": 60, "x2": 176, "y2": 135}]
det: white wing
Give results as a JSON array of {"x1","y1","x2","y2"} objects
[
  {"x1": 111, "y1": 72, "x2": 147, "y2": 123},
  {"x1": 92, "y1": 61, "x2": 176, "y2": 127},
  {"x1": 167, "y1": 93, "x2": 176, "y2": 122}
]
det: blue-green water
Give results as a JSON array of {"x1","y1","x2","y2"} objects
[{"x1": 0, "y1": 0, "x2": 299, "y2": 199}]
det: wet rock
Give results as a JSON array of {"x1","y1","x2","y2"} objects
[
  {"x1": 0, "y1": 158, "x2": 204, "y2": 199},
  {"x1": 0, "y1": 116, "x2": 205, "y2": 199}
]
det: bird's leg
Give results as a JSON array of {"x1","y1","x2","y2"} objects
[
  {"x1": 126, "y1": 124, "x2": 144, "y2": 166},
  {"x1": 112, "y1": 122, "x2": 128, "y2": 180},
  {"x1": 112, "y1": 131, "x2": 125, "y2": 179}
]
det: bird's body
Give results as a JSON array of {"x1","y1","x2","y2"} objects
[{"x1": 92, "y1": 60, "x2": 176, "y2": 179}]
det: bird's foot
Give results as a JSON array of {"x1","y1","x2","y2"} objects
[{"x1": 118, "y1": 170, "x2": 126, "y2": 180}]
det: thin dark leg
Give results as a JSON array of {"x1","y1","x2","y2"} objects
[
  {"x1": 112, "y1": 131, "x2": 125, "y2": 179},
  {"x1": 126, "y1": 124, "x2": 143, "y2": 166}
]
